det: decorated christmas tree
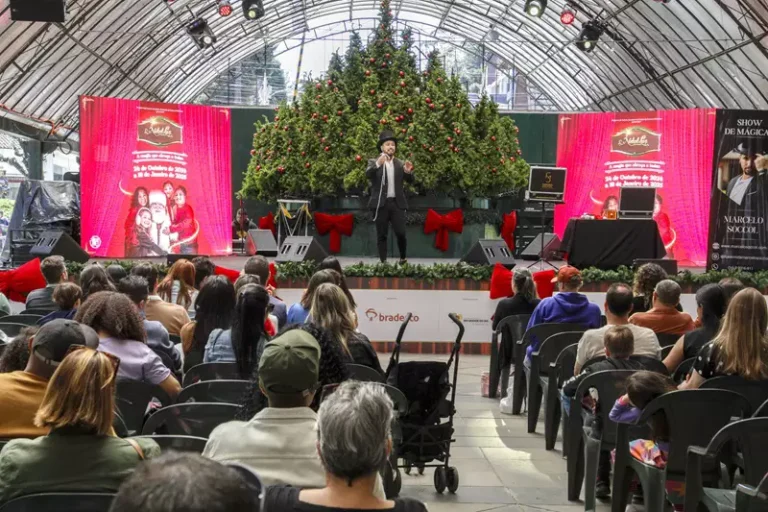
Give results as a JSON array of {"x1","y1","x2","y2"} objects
[{"x1": 242, "y1": 0, "x2": 528, "y2": 203}]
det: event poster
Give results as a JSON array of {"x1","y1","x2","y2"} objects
[
  {"x1": 555, "y1": 109, "x2": 716, "y2": 267},
  {"x1": 707, "y1": 110, "x2": 768, "y2": 271},
  {"x1": 79, "y1": 96, "x2": 232, "y2": 257}
]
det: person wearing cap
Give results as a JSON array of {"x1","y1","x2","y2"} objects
[
  {"x1": 366, "y1": 130, "x2": 415, "y2": 264},
  {"x1": 0, "y1": 319, "x2": 99, "y2": 438},
  {"x1": 727, "y1": 144, "x2": 761, "y2": 208}
]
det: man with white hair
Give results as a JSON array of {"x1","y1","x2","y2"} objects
[{"x1": 148, "y1": 190, "x2": 171, "y2": 253}]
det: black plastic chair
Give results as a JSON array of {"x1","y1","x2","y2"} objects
[
  {"x1": 140, "y1": 403, "x2": 239, "y2": 437},
  {"x1": 115, "y1": 379, "x2": 173, "y2": 436},
  {"x1": 546, "y1": 343, "x2": 577, "y2": 451},
  {"x1": 629, "y1": 355, "x2": 669, "y2": 375},
  {"x1": 660, "y1": 345, "x2": 673, "y2": 359},
  {"x1": 0, "y1": 493, "x2": 115, "y2": 512},
  {"x1": 182, "y1": 362, "x2": 239, "y2": 387},
  {"x1": 672, "y1": 357, "x2": 696, "y2": 384},
  {"x1": 701, "y1": 376, "x2": 768, "y2": 415},
  {"x1": 2, "y1": 314, "x2": 42, "y2": 326},
  {"x1": 754, "y1": 398, "x2": 768, "y2": 418},
  {"x1": 684, "y1": 417, "x2": 768, "y2": 512},
  {"x1": 735, "y1": 473, "x2": 768, "y2": 511},
  {"x1": 0, "y1": 342, "x2": 6, "y2": 357},
  {"x1": 177, "y1": 380, "x2": 250, "y2": 404},
  {"x1": 488, "y1": 314, "x2": 531, "y2": 399},
  {"x1": 169, "y1": 334, "x2": 182, "y2": 345},
  {"x1": 346, "y1": 363, "x2": 385, "y2": 383},
  {"x1": 0, "y1": 323, "x2": 30, "y2": 337},
  {"x1": 612, "y1": 390, "x2": 751, "y2": 512},
  {"x1": 657, "y1": 332, "x2": 681, "y2": 348},
  {"x1": 21, "y1": 308, "x2": 55, "y2": 316},
  {"x1": 132, "y1": 435, "x2": 208, "y2": 453},
  {"x1": 512, "y1": 322, "x2": 587, "y2": 414},
  {"x1": 528, "y1": 331, "x2": 584, "y2": 434}
]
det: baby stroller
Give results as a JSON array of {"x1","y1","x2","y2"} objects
[{"x1": 385, "y1": 313, "x2": 464, "y2": 494}]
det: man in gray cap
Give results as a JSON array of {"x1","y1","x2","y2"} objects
[{"x1": 0, "y1": 319, "x2": 99, "y2": 438}]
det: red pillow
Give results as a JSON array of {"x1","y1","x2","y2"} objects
[
  {"x1": 489, "y1": 263, "x2": 557, "y2": 300},
  {"x1": 214, "y1": 265, "x2": 241, "y2": 284},
  {"x1": 0, "y1": 258, "x2": 48, "y2": 303}
]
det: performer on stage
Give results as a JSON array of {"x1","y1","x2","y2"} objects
[{"x1": 366, "y1": 130, "x2": 414, "y2": 264}]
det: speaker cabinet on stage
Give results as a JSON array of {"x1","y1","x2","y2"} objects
[
  {"x1": 520, "y1": 233, "x2": 561, "y2": 261},
  {"x1": 461, "y1": 240, "x2": 515, "y2": 268},
  {"x1": 10, "y1": 0, "x2": 65, "y2": 21},
  {"x1": 634, "y1": 258, "x2": 678, "y2": 275},
  {"x1": 246, "y1": 229, "x2": 278, "y2": 257},
  {"x1": 276, "y1": 236, "x2": 327, "y2": 263},
  {"x1": 29, "y1": 231, "x2": 89, "y2": 263}
]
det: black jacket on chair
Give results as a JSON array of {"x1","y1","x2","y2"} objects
[{"x1": 366, "y1": 158, "x2": 414, "y2": 210}]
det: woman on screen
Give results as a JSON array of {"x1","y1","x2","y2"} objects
[
  {"x1": 126, "y1": 208, "x2": 165, "y2": 258},
  {"x1": 602, "y1": 195, "x2": 619, "y2": 218},
  {"x1": 653, "y1": 194, "x2": 675, "y2": 258},
  {"x1": 124, "y1": 187, "x2": 149, "y2": 256},
  {"x1": 163, "y1": 181, "x2": 175, "y2": 223},
  {"x1": 167, "y1": 186, "x2": 197, "y2": 255}
]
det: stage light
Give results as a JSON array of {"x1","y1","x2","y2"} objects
[
  {"x1": 186, "y1": 18, "x2": 217, "y2": 49},
  {"x1": 576, "y1": 20, "x2": 602, "y2": 53},
  {"x1": 218, "y1": 0, "x2": 233, "y2": 17},
  {"x1": 243, "y1": 0, "x2": 265, "y2": 20},
  {"x1": 524, "y1": 0, "x2": 547, "y2": 18},
  {"x1": 560, "y1": 5, "x2": 575, "y2": 25}
]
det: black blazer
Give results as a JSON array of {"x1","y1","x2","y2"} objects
[{"x1": 366, "y1": 157, "x2": 414, "y2": 210}]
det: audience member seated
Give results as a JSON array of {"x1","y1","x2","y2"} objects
[
  {"x1": 629, "y1": 280, "x2": 695, "y2": 335},
  {"x1": 106, "y1": 264, "x2": 128, "y2": 285},
  {"x1": 0, "y1": 320, "x2": 97, "y2": 438},
  {"x1": 205, "y1": 284, "x2": 270, "y2": 379},
  {"x1": 0, "y1": 347, "x2": 160, "y2": 503},
  {"x1": 288, "y1": 269, "x2": 342, "y2": 325},
  {"x1": 131, "y1": 263, "x2": 190, "y2": 335},
  {"x1": 244, "y1": 255, "x2": 287, "y2": 328},
  {"x1": 492, "y1": 268, "x2": 541, "y2": 330},
  {"x1": 266, "y1": 381, "x2": 426, "y2": 512},
  {"x1": 204, "y1": 328, "x2": 325, "y2": 486},
  {"x1": 525, "y1": 266, "x2": 601, "y2": 364},
  {"x1": 311, "y1": 283, "x2": 383, "y2": 374},
  {"x1": 109, "y1": 452, "x2": 262, "y2": 512},
  {"x1": 25, "y1": 255, "x2": 67, "y2": 311},
  {"x1": 318, "y1": 256, "x2": 357, "y2": 310},
  {"x1": 181, "y1": 275, "x2": 235, "y2": 373},
  {"x1": 234, "y1": 274, "x2": 278, "y2": 333},
  {"x1": 118, "y1": 276, "x2": 181, "y2": 373},
  {"x1": 191, "y1": 256, "x2": 216, "y2": 290},
  {"x1": 80, "y1": 264, "x2": 117, "y2": 301},
  {"x1": 0, "y1": 327, "x2": 35, "y2": 373},
  {"x1": 681, "y1": 287, "x2": 768, "y2": 389},
  {"x1": 631, "y1": 263, "x2": 681, "y2": 316},
  {"x1": 718, "y1": 277, "x2": 745, "y2": 305},
  {"x1": 575, "y1": 283, "x2": 660, "y2": 374},
  {"x1": 38, "y1": 282, "x2": 82, "y2": 325},
  {"x1": 663, "y1": 283, "x2": 727, "y2": 373},
  {"x1": 76, "y1": 291, "x2": 181, "y2": 398},
  {"x1": 157, "y1": 259, "x2": 197, "y2": 312}
]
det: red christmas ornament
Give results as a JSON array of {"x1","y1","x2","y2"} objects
[
  {"x1": 369, "y1": 57, "x2": 376, "y2": 63},
  {"x1": 429, "y1": 146, "x2": 434, "y2": 152},
  {"x1": 380, "y1": 119, "x2": 388, "y2": 124},
  {"x1": 284, "y1": 126, "x2": 289, "y2": 131},
  {"x1": 278, "y1": 166, "x2": 285, "y2": 173},
  {"x1": 400, "y1": 81, "x2": 406, "y2": 87},
  {"x1": 440, "y1": 104, "x2": 445, "y2": 109},
  {"x1": 370, "y1": 89, "x2": 376, "y2": 95},
  {"x1": 337, "y1": 110, "x2": 343, "y2": 116},
  {"x1": 422, "y1": 144, "x2": 427, "y2": 148},
  {"x1": 324, "y1": 146, "x2": 331, "y2": 152},
  {"x1": 327, "y1": 79, "x2": 333, "y2": 86},
  {"x1": 437, "y1": 77, "x2": 443, "y2": 83},
  {"x1": 446, "y1": 136, "x2": 453, "y2": 142},
  {"x1": 301, "y1": 151, "x2": 306, "y2": 156},
  {"x1": 394, "y1": 91, "x2": 399, "y2": 96},
  {"x1": 399, "y1": 71, "x2": 405, "y2": 77},
  {"x1": 455, "y1": 128, "x2": 461, "y2": 135},
  {"x1": 274, "y1": 116, "x2": 279, "y2": 121},
  {"x1": 287, "y1": 147, "x2": 292, "y2": 152},
  {"x1": 511, "y1": 157, "x2": 516, "y2": 162},
  {"x1": 250, "y1": 149, "x2": 255, "y2": 156},
  {"x1": 323, "y1": 115, "x2": 329, "y2": 121},
  {"x1": 355, "y1": 155, "x2": 362, "y2": 162},
  {"x1": 305, "y1": 162, "x2": 311, "y2": 168},
  {"x1": 517, "y1": 149, "x2": 522, "y2": 155},
  {"x1": 409, "y1": 136, "x2": 414, "y2": 142},
  {"x1": 425, "y1": 98, "x2": 432, "y2": 103},
  {"x1": 312, "y1": 113, "x2": 318, "y2": 119},
  {"x1": 385, "y1": 53, "x2": 391, "y2": 58},
  {"x1": 401, "y1": 128, "x2": 406, "y2": 133},
  {"x1": 315, "y1": 83, "x2": 322, "y2": 90},
  {"x1": 365, "y1": 70, "x2": 371, "y2": 76},
  {"x1": 377, "y1": 103, "x2": 383, "y2": 109},
  {"x1": 256, "y1": 165, "x2": 261, "y2": 171},
  {"x1": 457, "y1": 103, "x2": 462, "y2": 108},
  {"x1": 381, "y1": 62, "x2": 387, "y2": 68},
  {"x1": 321, "y1": 137, "x2": 327, "y2": 143},
  {"x1": 407, "y1": 108, "x2": 413, "y2": 115},
  {"x1": 429, "y1": 104, "x2": 435, "y2": 110},
  {"x1": 492, "y1": 168, "x2": 497, "y2": 173}
]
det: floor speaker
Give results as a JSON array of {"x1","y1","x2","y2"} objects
[
  {"x1": 461, "y1": 239, "x2": 515, "y2": 268},
  {"x1": 633, "y1": 258, "x2": 678, "y2": 275},
  {"x1": 520, "y1": 233, "x2": 561, "y2": 261},
  {"x1": 30, "y1": 231, "x2": 89, "y2": 263},
  {"x1": 246, "y1": 229, "x2": 278, "y2": 257},
  {"x1": 276, "y1": 236, "x2": 328, "y2": 263},
  {"x1": 10, "y1": 0, "x2": 65, "y2": 21}
]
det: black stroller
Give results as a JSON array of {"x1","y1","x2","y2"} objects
[{"x1": 384, "y1": 313, "x2": 464, "y2": 495}]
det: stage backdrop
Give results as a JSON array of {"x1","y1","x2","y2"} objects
[
  {"x1": 554, "y1": 109, "x2": 716, "y2": 267},
  {"x1": 80, "y1": 96, "x2": 232, "y2": 257}
]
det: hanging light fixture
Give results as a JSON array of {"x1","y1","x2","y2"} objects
[
  {"x1": 524, "y1": 0, "x2": 547, "y2": 18},
  {"x1": 576, "y1": 20, "x2": 602, "y2": 53},
  {"x1": 187, "y1": 18, "x2": 216, "y2": 48},
  {"x1": 217, "y1": 0, "x2": 233, "y2": 17},
  {"x1": 560, "y1": 4, "x2": 575, "y2": 25},
  {"x1": 243, "y1": 0, "x2": 265, "y2": 20}
]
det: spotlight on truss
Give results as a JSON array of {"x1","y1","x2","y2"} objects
[
  {"x1": 243, "y1": 0, "x2": 265, "y2": 20},
  {"x1": 187, "y1": 18, "x2": 216, "y2": 48},
  {"x1": 524, "y1": 0, "x2": 547, "y2": 18},
  {"x1": 560, "y1": 4, "x2": 575, "y2": 25},
  {"x1": 218, "y1": 0, "x2": 233, "y2": 17},
  {"x1": 576, "y1": 20, "x2": 602, "y2": 53}
]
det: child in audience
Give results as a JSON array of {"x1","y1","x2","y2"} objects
[
  {"x1": 38, "y1": 282, "x2": 82, "y2": 325},
  {"x1": 0, "y1": 327, "x2": 36, "y2": 373}
]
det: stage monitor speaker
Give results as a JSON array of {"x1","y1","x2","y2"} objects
[
  {"x1": 246, "y1": 229, "x2": 278, "y2": 257},
  {"x1": 276, "y1": 236, "x2": 327, "y2": 263},
  {"x1": 166, "y1": 254, "x2": 203, "y2": 266},
  {"x1": 633, "y1": 258, "x2": 678, "y2": 275},
  {"x1": 30, "y1": 231, "x2": 89, "y2": 263},
  {"x1": 520, "y1": 233, "x2": 561, "y2": 261},
  {"x1": 461, "y1": 239, "x2": 515, "y2": 268},
  {"x1": 10, "y1": 0, "x2": 65, "y2": 22}
]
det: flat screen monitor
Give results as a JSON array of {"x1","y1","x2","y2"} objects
[{"x1": 619, "y1": 187, "x2": 656, "y2": 219}]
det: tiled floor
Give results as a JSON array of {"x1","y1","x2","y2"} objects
[{"x1": 389, "y1": 353, "x2": 612, "y2": 512}]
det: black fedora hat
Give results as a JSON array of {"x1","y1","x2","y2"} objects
[{"x1": 377, "y1": 130, "x2": 398, "y2": 152}]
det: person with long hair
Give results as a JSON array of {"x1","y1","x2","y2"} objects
[
  {"x1": 318, "y1": 257, "x2": 357, "y2": 309},
  {"x1": 168, "y1": 186, "x2": 197, "y2": 255},
  {"x1": 663, "y1": 284, "x2": 727, "y2": 372},
  {"x1": 157, "y1": 259, "x2": 197, "y2": 312},
  {"x1": 124, "y1": 187, "x2": 149, "y2": 255},
  {"x1": 311, "y1": 283, "x2": 382, "y2": 374},
  {"x1": 492, "y1": 268, "x2": 540, "y2": 330},
  {"x1": 79, "y1": 264, "x2": 116, "y2": 301},
  {"x1": 288, "y1": 269, "x2": 342, "y2": 325},
  {"x1": 0, "y1": 347, "x2": 160, "y2": 502},
  {"x1": 631, "y1": 263, "x2": 675, "y2": 315},
  {"x1": 38, "y1": 282, "x2": 82, "y2": 325},
  {"x1": 128, "y1": 208, "x2": 165, "y2": 257},
  {"x1": 180, "y1": 275, "x2": 236, "y2": 374},
  {"x1": 204, "y1": 284, "x2": 270, "y2": 379},
  {"x1": 75, "y1": 291, "x2": 181, "y2": 398},
  {"x1": 681, "y1": 287, "x2": 768, "y2": 389}
]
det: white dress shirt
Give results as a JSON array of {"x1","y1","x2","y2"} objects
[
  {"x1": 385, "y1": 159, "x2": 395, "y2": 198},
  {"x1": 730, "y1": 176, "x2": 753, "y2": 205}
]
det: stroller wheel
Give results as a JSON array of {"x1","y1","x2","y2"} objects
[
  {"x1": 446, "y1": 466, "x2": 459, "y2": 493},
  {"x1": 417, "y1": 464, "x2": 425, "y2": 475},
  {"x1": 404, "y1": 461, "x2": 412, "y2": 475},
  {"x1": 434, "y1": 466, "x2": 447, "y2": 494}
]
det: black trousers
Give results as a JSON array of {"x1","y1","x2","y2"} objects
[{"x1": 375, "y1": 198, "x2": 407, "y2": 262}]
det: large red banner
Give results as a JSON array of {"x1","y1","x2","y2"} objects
[
  {"x1": 80, "y1": 96, "x2": 232, "y2": 257},
  {"x1": 555, "y1": 109, "x2": 717, "y2": 267}
]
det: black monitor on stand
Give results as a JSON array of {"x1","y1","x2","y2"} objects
[{"x1": 526, "y1": 166, "x2": 567, "y2": 271}]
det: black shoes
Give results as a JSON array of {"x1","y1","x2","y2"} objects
[{"x1": 595, "y1": 481, "x2": 611, "y2": 500}]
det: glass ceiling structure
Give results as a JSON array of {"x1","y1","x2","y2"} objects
[{"x1": 0, "y1": 0, "x2": 767, "y2": 135}]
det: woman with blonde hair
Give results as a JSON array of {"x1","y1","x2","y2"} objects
[
  {"x1": 157, "y1": 258, "x2": 197, "y2": 311},
  {"x1": 0, "y1": 347, "x2": 160, "y2": 502},
  {"x1": 310, "y1": 283, "x2": 382, "y2": 374},
  {"x1": 681, "y1": 287, "x2": 768, "y2": 389}
]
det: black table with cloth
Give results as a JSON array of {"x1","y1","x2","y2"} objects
[{"x1": 560, "y1": 219, "x2": 665, "y2": 269}]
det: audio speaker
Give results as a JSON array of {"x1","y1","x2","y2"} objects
[
  {"x1": 520, "y1": 233, "x2": 561, "y2": 261},
  {"x1": 30, "y1": 231, "x2": 89, "y2": 263},
  {"x1": 10, "y1": 0, "x2": 65, "y2": 22},
  {"x1": 461, "y1": 239, "x2": 515, "y2": 268},
  {"x1": 166, "y1": 254, "x2": 203, "y2": 266},
  {"x1": 633, "y1": 258, "x2": 678, "y2": 275},
  {"x1": 275, "y1": 236, "x2": 327, "y2": 263},
  {"x1": 246, "y1": 229, "x2": 278, "y2": 257}
]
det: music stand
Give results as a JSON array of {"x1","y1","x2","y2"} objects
[{"x1": 525, "y1": 166, "x2": 566, "y2": 271}]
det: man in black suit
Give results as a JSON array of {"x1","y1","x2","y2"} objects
[
  {"x1": 25, "y1": 256, "x2": 67, "y2": 311},
  {"x1": 366, "y1": 130, "x2": 414, "y2": 264}
]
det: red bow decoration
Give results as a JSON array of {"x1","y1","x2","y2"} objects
[
  {"x1": 264, "y1": 319, "x2": 276, "y2": 337},
  {"x1": 314, "y1": 212, "x2": 354, "y2": 253},
  {"x1": 0, "y1": 258, "x2": 47, "y2": 303},
  {"x1": 215, "y1": 263, "x2": 278, "y2": 290},
  {"x1": 268, "y1": 262, "x2": 277, "y2": 289},
  {"x1": 424, "y1": 209, "x2": 464, "y2": 252},
  {"x1": 489, "y1": 263, "x2": 556, "y2": 300},
  {"x1": 258, "y1": 212, "x2": 277, "y2": 238},
  {"x1": 501, "y1": 212, "x2": 517, "y2": 252}
]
